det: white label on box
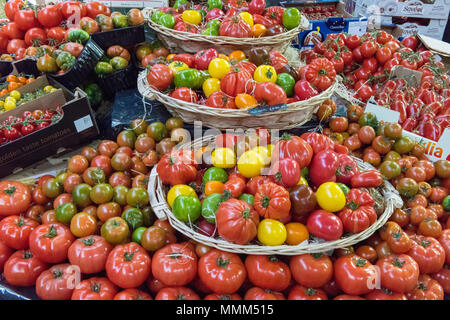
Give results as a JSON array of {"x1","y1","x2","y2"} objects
[
  {"x1": 365, "y1": 102, "x2": 400, "y2": 123},
  {"x1": 74, "y1": 116, "x2": 94, "y2": 133},
  {"x1": 347, "y1": 20, "x2": 368, "y2": 36}
]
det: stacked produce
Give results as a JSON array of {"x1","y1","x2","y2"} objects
[
  {"x1": 0, "y1": 84, "x2": 58, "y2": 113},
  {"x1": 150, "y1": 0, "x2": 301, "y2": 37},
  {"x1": 0, "y1": 74, "x2": 35, "y2": 96},
  {"x1": 298, "y1": 3, "x2": 340, "y2": 20},
  {"x1": 146, "y1": 47, "x2": 337, "y2": 108}
]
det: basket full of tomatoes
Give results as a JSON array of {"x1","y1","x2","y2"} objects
[
  {"x1": 147, "y1": 133, "x2": 403, "y2": 255},
  {"x1": 143, "y1": 0, "x2": 309, "y2": 55}
]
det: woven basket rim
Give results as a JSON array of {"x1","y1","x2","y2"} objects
[
  {"x1": 143, "y1": 8, "x2": 309, "y2": 44},
  {"x1": 148, "y1": 135, "x2": 404, "y2": 255},
  {"x1": 137, "y1": 70, "x2": 340, "y2": 117}
]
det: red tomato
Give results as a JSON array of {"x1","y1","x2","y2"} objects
[
  {"x1": 2, "y1": 22, "x2": 24, "y2": 39},
  {"x1": 431, "y1": 267, "x2": 450, "y2": 294},
  {"x1": 407, "y1": 235, "x2": 445, "y2": 274},
  {"x1": 438, "y1": 229, "x2": 450, "y2": 265},
  {"x1": 219, "y1": 15, "x2": 253, "y2": 38},
  {"x1": 204, "y1": 293, "x2": 242, "y2": 300},
  {"x1": 38, "y1": 5, "x2": 63, "y2": 28},
  {"x1": 156, "y1": 150, "x2": 197, "y2": 186},
  {"x1": 35, "y1": 263, "x2": 75, "y2": 300},
  {"x1": 334, "y1": 254, "x2": 377, "y2": 295},
  {"x1": 376, "y1": 254, "x2": 420, "y2": 293},
  {"x1": 47, "y1": 27, "x2": 66, "y2": 45},
  {"x1": 67, "y1": 235, "x2": 113, "y2": 274},
  {"x1": 309, "y1": 150, "x2": 339, "y2": 187},
  {"x1": 288, "y1": 285, "x2": 328, "y2": 300},
  {"x1": 307, "y1": 210, "x2": 343, "y2": 241},
  {"x1": 24, "y1": 26, "x2": 47, "y2": 46},
  {"x1": 198, "y1": 249, "x2": 246, "y2": 294},
  {"x1": 406, "y1": 274, "x2": 444, "y2": 300},
  {"x1": 151, "y1": 242, "x2": 197, "y2": 286},
  {"x1": 401, "y1": 36, "x2": 419, "y2": 50},
  {"x1": 5, "y1": 0, "x2": 23, "y2": 21},
  {"x1": 245, "y1": 255, "x2": 291, "y2": 291},
  {"x1": 254, "y1": 82, "x2": 287, "y2": 106},
  {"x1": 254, "y1": 182, "x2": 291, "y2": 220},
  {"x1": 114, "y1": 289, "x2": 152, "y2": 300},
  {"x1": 3, "y1": 249, "x2": 48, "y2": 286},
  {"x1": 29, "y1": 223, "x2": 75, "y2": 264},
  {"x1": 205, "y1": 91, "x2": 235, "y2": 109},
  {"x1": 105, "y1": 242, "x2": 151, "y2": 289},
  {"x1": 155, "y1": 287, "x2": 200, "y2": 300},
  {"x1": 147, "y1": 64, "x2": 173, "y2": 91},
  {"x1": 0, "y1": 215, "x2": 39, "y2": 249},
  {"x1": 0, "y1": 181, "x2": 31, "y2": 216},
  {"x1": 61, "y1": 1, "x2": 87, "y2": 19},
  {"x1": 244, "y1": 287, "x2": 285, "y2": 300},
  {"x1": 171, "y1": 87, "x2": 198, "y2": 104},
  {"x1": 365, "y1": 289, "x2": 407, "y2": 300},
  {"x1": 271, "y1": 133, "x2": 313, "y2": 169},
  {"x1": 290, "y1": 253, "x2": 333, "y2": 288},
  {"x1": 0, "y1": 241, "x2": 13, "y2": 273},
  {"x1": 86, "y1": 1, "x2": 110, "y2": 19},
  {"x1": 14, "y1": 9, "x2": 40, "y2": 31},
  {"x1": 71, "y1": 277, "x2": 118, "y2": 300}
]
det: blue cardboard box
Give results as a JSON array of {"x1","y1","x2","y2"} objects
[{"x1": 285, "y1": 1, "x2": 368, "y2": 49}]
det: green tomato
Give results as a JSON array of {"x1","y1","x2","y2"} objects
[
  {"x1": 174, "y1": 68, "x2": 201, "y2": 89},
  {"x1": 201, "y1": 193, "x2": 224, "y2": 223},
  {"x1": 95, "y1": 62, "x2": 114, "y2": 75},
  {"x1": 443, "y1": 195, "x2": 450, "y2": 211},
  {"x1": 90, "y1": 183, "x2": 114, "y2": 205},
  {"x1": 72, "y1": 184, "x2": 93, "y2": 208},
  {"x1": 173, "y1": 0, "x2": 189, "y2": 9},
  {"x1": 207, "y1": 0, "x2": 223, "y2": 10},
  {"x1": 276, "y1": 73, "x2": 295, "y2": 97},
  {"x1": 151, "y1": 10, "x2": 164, "y2": 24},
  {"x1": 159, "y1": 13, "x2": 176, "y2": 29},
  {"x1": 113, "y1": 14, "x2": 129, "y2": 28},
  {"x1": 67, "y1": 29, "x2": 90, "y2": 44},
  {"x1": 55, "y1": 202, "x2": 77, "y2": 224},
  {"x1": 113, "y1": 185, "x2": 129, "y2": 206},
  {"x1": 126, "y1": 187, "x2": 149, "y2": 208},
  {"x1": 282, "y1": 8, "x2": 301, "y2": 30},
  {"x1": 121, "y1": 207, "x2": 144, "y2": 231},
  {"x1": 141, "y1": 206, "x2": 156, "y2": 227},
  {"x1": 172, "y1": 195, "x2": 201, "y2": 223},
  {"x1": 84, "y1": 83, "x2": 103, "y2": 108},
  {"x1": 238, "y1": 193, "x2": 254, "y2": 205},
  {"x1": 207, "y1": 19, "x2": 221, "y2": 30},
  {"x1": 56, "y1": 51, "x2": 76, "y2": 71},
  {"x1": 203, "y1": 167, "x2": 228, "y2": 184},
  {"x1": 147, "y1": 122, "x2": 167, "y2": 142},
  {"x1": 110, "y1": 56, "x2": 129, "y2": 70},
  {"x1": 132, "y1": 227, "x2": 147, "y2": 244},
  {"x1": 55, "y1": 172, "x2": 69, "y2": 185},
  {"x1": 335, "y1": 183, "x2": 350, "y2": 196},
  {"x1": 358, "y1": 112, "x2": 378, "y2": 131}
]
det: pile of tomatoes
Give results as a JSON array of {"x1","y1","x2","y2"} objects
[
  {"x1": 147, "y1": 47, "x2": 336, "y2": 109},
  {"x1": 152, "y1": 0, "x2": 301, "y2": 38},
  {"x1": 0, "y1": 74, "x2": 35, "y2": 97},
  {"x1": 374, "y1": 73, "x2": 449, "y2": 142},
  {"x1": 0, "y1": 1, "x2": 143, "y2": 61},
  {"x1": 300, "y1": 32, "x2": 442, "y2": 102},
  {"x1": 0, "y1": 106, "x2": 63, "y2": 145},
  {"x1": 298, "y1": 4, "x2": 340, "y2": 20},
  {"x1": 156, "y1": 127, "x2": 389, "y2": 247}
]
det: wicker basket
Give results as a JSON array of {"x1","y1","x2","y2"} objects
[
  {"x1": 142, "y1": 8, "x2": 309, "y2": 55},
  {"x1": 148, "y1": 135, "x2": 404, "y2": 255},
  {"x1": 137, "y1": 70, "x2": 339, "y2": 130}
]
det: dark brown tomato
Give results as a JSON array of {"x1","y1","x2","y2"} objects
[
  {"x1": 98, "y1": 140, "x2": 119, "y2": 158},
  {"x1": 109, "y1": 172, "x2": 131, "y2": 188},
  {"x1": 111, "y1": 153, "x2": 131, "y2": 172},
  {"x1": 134, "y1": 136, "x2": 156, "y2": 154},
  {"x1": 80, "y1": 147, "x2": 98, "y2": 162}
]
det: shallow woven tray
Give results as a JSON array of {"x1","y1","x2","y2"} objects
[
  {"x1": 142, "y1": 8, "x2": 309, "y2": 55},
  {"x1": 148, "y1": 135, "x2": 404, "y2": 255},
  {"x1": 137, "y1": 70, "x2": 339, "y2": 130}
]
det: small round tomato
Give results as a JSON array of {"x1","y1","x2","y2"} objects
[
  {"x1": 101, "y1": 217, "x2": 129, "y2": 245},
  {"x1": 257, "y1": 219, "x2": 287, "y2": 246}
]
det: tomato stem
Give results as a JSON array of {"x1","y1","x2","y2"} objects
[
  {"x1": 3, "y1": 186, "x2": 16, "y2": 195},
  {"x1": 81, "y1": 237, "x2": 96, "y2": 246},
  {"x1": 261, "y1": 195, "x2": 270, "y2": 208},
  {"x1": 22, "y1": 250, "x2": 33, "y2": 259},
  {"x1": 45, "y1": 225, "x2": 58, "y2": 238},
  {"x1": 124, "y1": 251, "x2": 135, "y2": 261},
  {"x1": 306, "y1": 288, "x2": 316, "y2": 296},
  {"x1": 53, "y1": 269, "x2": 63, "y2": 279},
  {"x1": 216, "y1": 256, "x2": 230, "y2": 268}
]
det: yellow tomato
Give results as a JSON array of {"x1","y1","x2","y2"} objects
[
  {"x1": 5, "y1": 96, "x2": 16, "y2": 104},
  {"x1": 44, "y1": 85, "x2": 54, "y2": 93},
  {"x1": 297, "y1": 176, "x2": 308, "y2": 186},
  {"x1": 208, "y1": 58, "x2": 230, "y2": 79},
  {"x1": 182, "y1": 10, "x2": 202, "y2": 25},
  {"x1": 9, "y1": 90, "x2": 21, "y2": 101},
  {"x1": 251, "y1": 146, "x2": 271, "y2": 166},
  {"x1": 237, "y1": 150, "x2": 265, "y2": 178},
  {"x1": 239, "y1": 12, "x2": 254, "y2": 27},
  {"x1": 316, "y1": 182, "x2": 346, "y2": 212},
  {"x1": 167, "y1": 184, "x2": 197, "y2": 208},
  {"x1": 202, "y1": 78, "x2": 221, "y2": 97},
  {"x1": 211, "y1": 147, "x2": 237, "y2": 169},
  {"x1": 258, "y1": 219, "x2": 287, "y2": 246},
  {"x1": 254, "y1": 65, "x2": 277, "y2": 83},
  {"x1": 50, "y1": 88, "x2": 58, "y2": 93},
  {"x1": 285, "y1": 222, "x2": 309, "y2": 245},
  {"x1": 167, "y1": 54, "x2": 176, "y2": 61},
  {"x1": 0, "y1": 101, "x2": 4, "y2": 109},
  {"x1": 168, "y1": 61, "x2": 189, "y2": 75},
  {"x1": 4, "y1": 100, "x2": 16, "y2": 111}
]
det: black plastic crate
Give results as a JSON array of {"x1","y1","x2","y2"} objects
[
  {"x1": 11, "y1": 59, "x2": 41, "y2": 78},
  {"x1": 48, "y1": 39, "x2": 104, "y2": 90},
  {"x1": 96, "y1": 63, "x2": 138, "y2": 99},
  {"x1": 0, "y1": 61, "x2": 13, "y2": 78},
  {"x1": 91, "y1": 24, "x2": 145, "y2": 49}
]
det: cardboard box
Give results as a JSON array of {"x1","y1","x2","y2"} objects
[
  {"x1": 369, "y1": 15, "x2": 448, "y2": 40},
  {"x1": 344, "y1": 0, "x2": 450, "y2": 20},
  {"x1": 0, "y1": 76, "x2": 99, "y2": 178},
  {"x1": 291, "y1": 2, "x2": 368, "y2": 49}
]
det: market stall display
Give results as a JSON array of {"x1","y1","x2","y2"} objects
[{"x1": 0, "y1": 0, "x2": 449, "y2": 302}]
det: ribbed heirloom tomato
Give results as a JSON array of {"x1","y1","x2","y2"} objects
[
  {"x1": 244, "y1": 287, "x2": 286, "y2": 300},
  {"x1": 35, "y1": 263, "x2": 74, "y2": 300},
  {"x1": 334, "y1": 254, "x2": 377, "y2": 295},
  {"x1": 29, "y1": 223, "x2": 75, "y2": 263},
  {"x1": 407, "y1": 235, "x2": 445, "y2": 274},
  {"x1": 245, "y1": 255, "x2": 291, "y2": 291},
  {"x1": 71, "y1": 277, "x2": 117, "y2": 300},
  {"x1": 68, "y1": 235, "x2": 113, "y2": 274},
  {"x1": 376, "y1": 254, "x2": 420, "y2": 293},
  {"x1": 254, "y1": 182, "x2": 291, "y2": 220}
]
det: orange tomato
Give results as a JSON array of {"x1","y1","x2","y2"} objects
[
  {"x1": 0, "y1": 89, "x2": 8, "y2": 96},
  {"x1": 252, "y1": 24, "x2": 266, "y2": 37},
  {"x1": 8, "y1": 81, "x2": 21, "y2": 91},
  {"x1": 218, "y1": 53, "x2": 229, "y2": 61},
  {"x1": 285, "y1": 222, "x2": 309, "y2": 245},
  {"x1": 17, "y1": 76, "x2": 27, "y2": 84},
  {"x1": 204, "y1": 181, "x2": 225, "y2": 197},
  {"x1": 235, "y1": 93, "x2": 258, "y2": 109},
  {"x1": 6, "y1": 75, "x2": 17, "y2": 82},
  {"x1": 70, "y1": 212, "x2": 97, "y2": 238},
  {"x1": 26, "y1": 77, "x2": 35, "y2": 84},
  {"x1": 229, "y1": 50, "x2": 246, "y2": 61},
  {"x1": 166, "y1": 53, "x2": 176, "y2": 61}
]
